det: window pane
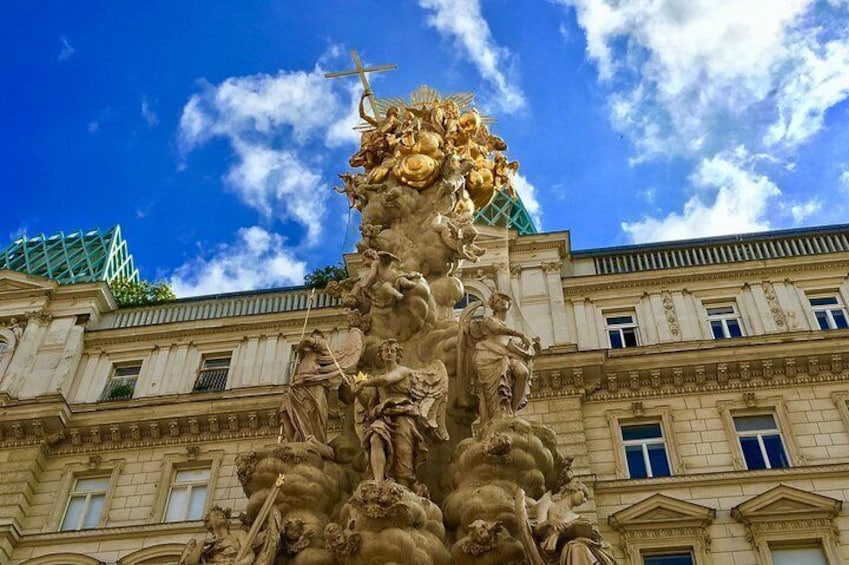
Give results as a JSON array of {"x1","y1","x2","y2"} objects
[
  {"x1": 609, "y1": 330, "x2": 623, "y2": 349},
  {"x1": 623, "y1": 328, "x2": 638, "y2": 347},
  {"x1": 815, "y1": 311, "x2": 830, "y2": 330},
  {"x1": 607, "y1": 315, "x2": 633, "y2": 325},
  {"x1": 833, "y1": 310, "x2": 848, "y2": 329},
  {"x1": 762, "y1": 434, "x2": 789, "y2": 469},
  {"x1": 175, "y1": 468, "x2": 211, "y2": 483},
  {"x1": 809, "y1": 297, "x2": 838, "y2": 306},
  {"x1": 187, "y1": 486, "x2": 207, "y2": 520},
  {"x1": 734, "y1": 414, "x2": 777, "y2": 432},
  {"x1": 203, "y1": 358, "x2": 231, "y2": 369},
  {"x1": 82, "y1": 494, "x2": 105, "y2": 529},
  {"x1": 740, "y1": 437, "x2": 767, "y2": 469},
  {"x1": 165, "y1": 487, "x2": 188, "y2": 522},
  {"x1": 622, "y1": 423, "x2": 663, "y2": 441},
  {"x1": 75, "y1": 477, "x2": 109, "y2": 492},
  {"x1": 770, "y1": 545, "x2": 827, "y2": 565},
  {"x1": 711, "y1": 320, "x2": 725, "y2": 339},
  {"x1": 647, "y1": 444, "x2": 671, "y2": 477},
  {"x1": 625, "y1": 445, "x2": 648, "y2": 478},
  {"x1": 61, "y1": 496, "x2": 85, "y2": 531},
  {"x1": 643, "y1": 553, "x2": 694, "y2": 565},
  {"x1": 114, "y1": 365, "x2": 141, "y2": 377},
  {"x1": 727, "y1": 319, "x2": 743, "y2": 337},
  {"x1": 707, "y1": 306, "x2": 734, "y2": 315}
]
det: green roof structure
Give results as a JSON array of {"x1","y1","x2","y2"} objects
[
  {"x1": 0, "y1": 225, "x2": 139, "y2": 285},
  {"x1": 474, "y1": 190, "x2": 538, "y2": 235}
]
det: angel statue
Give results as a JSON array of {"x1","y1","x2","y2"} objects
[
  {"x1": 458, "y1": 292, "x2": 537, "y2": 426},
  {"x1": 524, "y1": 479, "x2": 616, "y2": 565},
  {"x1": 351, "y1": 338, "x2": 449, "y2": 489},
  {"x1": 279, "y1": 327, "x2": 364, "y2": 444},
  {"x1": 178, "y1": 506, "x2": 255, "y2": 565}
]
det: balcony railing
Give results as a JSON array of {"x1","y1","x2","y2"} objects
[
  {"x1": 100, "y1": 378, "x2": 137, "y2": 401},
  {"x1": 192, "y1": 368, "x2": 229, "y2": 393}
]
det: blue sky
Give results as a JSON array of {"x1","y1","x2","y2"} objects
[{"x1": 3, "y1": 1, "x2": 849, "y2": 296}]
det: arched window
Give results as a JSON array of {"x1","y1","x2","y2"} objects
[
  {"x1": 118, "y1": 544, "x2": 187, "y2": 564},
  {"x1": 454, "y1": 291, "x2": 482, "y2": 310},
  {"x1": 21, "y1": 554, "x2": 104, "y2": 565},
  {"x1": 0, "y1": 338, "x2": 7, "y2": 356}
]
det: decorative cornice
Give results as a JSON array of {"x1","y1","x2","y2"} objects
[
  {"x1": 594, "y1": 463, "x2": 849, "y2": 494},
  {"x1": 16, "y1": 520, "x2": 205, "y2": 547},
  {"x1": 561, "y1": 259, "x2": 849, "y2": 296}
]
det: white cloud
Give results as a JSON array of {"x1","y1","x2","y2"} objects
[
  {"x1": 178, "y1": 66, "x2": 359, "y2": 244},
  {"x1": 140, "y1": 96, "x2": 159, "y2": 127},
  {"x1": 419, "y1": 0, "x2": 526, "y2": 113},
  {"x1": 511, "y1": 173, "x2": 543, "y2": 230},
  {"x1": 841, "y1": 167, "x2": 849, "y2": 189},
  {"x1": 169, "y1": 226, "x2": 307, "y2": 297},
  {"x1": 788, "y1": 199, "x2": 823, "y2": 224},
  {"x1": 622, "y1": 148, "x2": 781, "y2": 243},
  {"x1": 559, "y1": 0, "x2": 849, "y2": 159},
  {"x1": 58, "y1": 35, "x2": 75, "y2": 62}
]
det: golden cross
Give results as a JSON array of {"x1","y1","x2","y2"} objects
[{"x1": 324, "y1": 49, "x2": 397, "y2": 119}]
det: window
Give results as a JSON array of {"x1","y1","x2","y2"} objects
[
  {"x1": 163, "y1": 468, "x2": 210, "y2": 522},
  {"x1": 193, "y1": 357, "x2": 230, "y2": 393},
  {"x1": 454, "y1": 291, "x2": 482, "y2": 310},
  {"x1": 621, "y1": 422, "x2": 671, "y2": 478},
  {"x1": 808, "y1": 295, "x2": 849, "y2": 330},
  {"x1": 642, "y1": 550, "x2": 694, "y2": 565},
  {"x1": 60, "y1": 476, "x2": 109, "y2": 531},
  {"x1": 706, "y1": 304, "x2": 743, "y2": 338},
  {"x1": 606, "y1": 313, "x2": 639, "y2": 349},
  {"x1": 100, "y1": 364, "x2": 140, "y2": 401},
  {"x1": 0, "y1": 338, "x2": 7, "y2": 356},
  {"x1": 770, "y1": 544, "x2": 828, "y2": 565},
  {"x1": 733, "y1": 414, "x2": 789, "y2": 470}
]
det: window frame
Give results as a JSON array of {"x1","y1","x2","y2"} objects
[
  {"x1": 704, "y1": 303, "x2": 744, "y2": 339},
  {"x1": 607, "y1": 406, "x2": 683, "y2": 480},
  {"x1": 807, "y1": 292, "x2": 849, "y2": 330},
  {"x1": 100, "y1": 362, "x2": 141, "y2": 401},
  {"x1": 192, "y1": 354, "x2": 231, "y2": 393},
  {"x1": 605, "y1": 312, "x2": 640, "y2": 349},
  {"x1": 718, "y1": 398, "x2": 804, "y2": 471},
  {"x1": 59, "y1": 476, "x2": 111, "y2": 531},
  {"x1": 620, "y1": 421, "x2": 672, "y2": 479},
  {"x1": 162, "y1": 467, "x2": 212, "y2": 522},
  {"x1": 732, "y1": 413, "x2": 789, "y2": 470},
  {"x1": 46, "y1": 461, "x2": 123, "y2": 532},
  {"x1": 150, "y1": 451, "x2": 222, "y2": 523},
  {"x1": 767, "y1": 542, "x2": 830, "y2": 565}
]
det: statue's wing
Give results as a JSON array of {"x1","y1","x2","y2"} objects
[
  {"x1": 410, "y1": 360, "x2": 449, "y2": 441},
  {"x1": 514, "y1": 488, "x2": 546, "y2": 565},
  {"x1": 455, "y1": 302, "x2": 485, "y2": 409},
  {"x1": 329, "y1": 327, "x2": 365, "y2": 375}
]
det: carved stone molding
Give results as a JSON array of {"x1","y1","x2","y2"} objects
[
  {"x1": 661, "y1": 290, "x2": 680, "y2": 337},
  {"x1": 762, "y1": 281, "x2": 787, "y2": 328}
]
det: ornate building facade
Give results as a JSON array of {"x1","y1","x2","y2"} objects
[{"x1": 1, "y1": 221, "x2": 848, "y2": 564}]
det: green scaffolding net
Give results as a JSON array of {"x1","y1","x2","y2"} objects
[{"x1": 474, "y1": 190, "x2": 538, "y2": 235}]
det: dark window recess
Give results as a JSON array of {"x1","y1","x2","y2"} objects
[
  {"x1": 643, "y1": 553, "x2": 694, "y2": 565},
  {"x1": 193, "y1": 358, "x2": 230, "y2": 393},
  {"x1": 100, "y1": 365, "x2": 140, "y2": 401}
]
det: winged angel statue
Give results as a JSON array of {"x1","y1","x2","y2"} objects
[
  {"x1": 458, "y1": 292, "x2": 536, "y2": 426},
  {"x1": 279, "y1": 327, "x2": 364, "y2": 444},
  {"x1": 351, "y1": 338, "x2": 449, "y2": 489}
]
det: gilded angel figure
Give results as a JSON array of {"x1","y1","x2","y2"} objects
[
  {"x1": 458, "y1": 292, "x2": 537, "y2": 426},
  {"x1": 351, "y1": 338, "x2": 449, "y2": 488}
]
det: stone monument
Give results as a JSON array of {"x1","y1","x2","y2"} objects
[{"x1": 181, "y1": 50, "x2": 616, "y2": 564}]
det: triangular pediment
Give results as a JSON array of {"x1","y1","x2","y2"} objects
[
  {"x1": 732, "y1": 484, "x2": 842, "y2": 524},
  {"x1": 0, "y1": 270, "x2": 57, "y2": 295},
  {"x1": 609, "y1": 494, "x2": 715, "y2": 531}
]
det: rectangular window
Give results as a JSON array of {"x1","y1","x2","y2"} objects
[
  {"x1": 606, "y1": 313, "x2": 639, "y2": 349},
  {"x1": 193, "y1": 357, "x2": 230, "y2": 393},
  {"x1": 621, "y1": 422, "x2": 671, "y2": 478},
  {"x1": 164, "y1": 468, "x2": 211, "y2": 522},
  {"x1": 706, "y1": 304, "x2": 744, "y2": 338},
  {"x1": 642, "y1": 550, "x2": 694, "y2": 565},
  {"x1": 809, "y1": 295, "x2": 849, "y2": 330},
  {"x1": 770, "y1": 543, "x2": 828, "y2": 565},
  {"x1": 60, "y1": 476, "x2": 109, "y2": 531},
  {"x1": 733, "y1": 414, "x2": 789, "y2": 470},
  {"x1": 100, "y1": 364, "x2": 140, "y2": 401}
]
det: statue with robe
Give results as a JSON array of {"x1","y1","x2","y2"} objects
[
  {"x1": 458, "y1": 292, "x2": 536, "y2": 425},
  {"x1": 178, "y1": 506, "x2": 255, "y2": 565},
  {"x1": 279, "y1": 327, "x2": 364, "y2": 444}
]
